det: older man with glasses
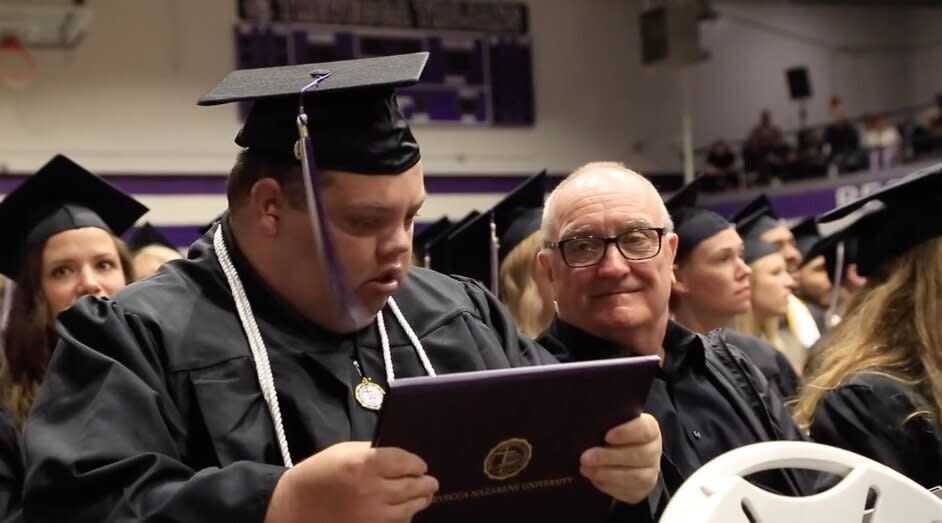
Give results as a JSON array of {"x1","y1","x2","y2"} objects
[{"x1": 535, "y1": 162, "x2": 816, "y2": 523}]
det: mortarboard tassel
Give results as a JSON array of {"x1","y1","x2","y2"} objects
[
  {"x1": 297, "y1": 72, "x2": 371, "y2": 331},
  {"x1": 489, "y1": 212, "x2": 499, "y2": 297},
  {"x1": 825, "y1": 241, "x2": 846, "y2": 325}
]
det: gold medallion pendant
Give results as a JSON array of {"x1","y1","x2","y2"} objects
[{"x1": 354, "y1": 377, "x2": 385, "y2": 410}]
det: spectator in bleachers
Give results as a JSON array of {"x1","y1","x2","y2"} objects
[
  {"x1": 745, "y1": 110, "x2": 795, "y2": 185},
  {"x1": 862, "y1": 115, "x2": 901, "y2": 171},
  {"x1": 824, "y1": 108, "x2": 863, "y2": 174},
  {"x1": 897, "y1": 113, "x2": 928, "y2": 161},
  {"x1": 702, "y1": 139, "x2": 740, "y2": 192},
  {"x1": 794, "y1": 128, "x2": 829, "y2": 179}
]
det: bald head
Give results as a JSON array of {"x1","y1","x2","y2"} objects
[
  {"x1": 542, "y1": 161, "x2": 672, "y2": 244},
  {"x1": 536, "y1": 161, "x2": 678, "y2": 357}
]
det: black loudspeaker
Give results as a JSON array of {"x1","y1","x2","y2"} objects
[{"x1": 786, "y1": 67, "x2": 811, "y2": 100}]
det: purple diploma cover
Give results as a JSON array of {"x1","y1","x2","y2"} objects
[{"x1": 373, "y1": 355, "x2": 660, "y2": 522}]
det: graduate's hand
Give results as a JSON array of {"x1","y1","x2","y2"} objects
[
  {"x1": 579, "y1": 412, "x2": 662, "y2": 504},
  {"x1": 264, "y1": 441, "x2": 439, "y2": 523}
]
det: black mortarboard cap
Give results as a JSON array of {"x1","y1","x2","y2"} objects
[
  {"x1": 447, "y1": 211, "x2": 494, "y2": 291},
  {"x1": 127, "y1": 222, "x2": 176, "y2": 252},
  {"x1": 0, "y1": 155, "x2": 148, "y2": 279},
  {"x1": 805, "y1": 218, "x2": 865, "y2": 282},
  {"x1": 412, "y1": 217, "x2": 452, "y2": 268},
  {"x1": 665, "y1": 177, "x2": 732, "y2": 262},
  {"x1": 426, "y1": 211, "x2": 480, "y2": 274},
  {"x1": 448, "y1": 173, "x2": 547, "y2": 294},
  {"x1": 790, "y1": 217, "x2": 821, "y2": 265},
  {"x1": 495, "y1": 171, "x2": 546, "y2": 262},
  {"x1": 743, "y1": 235, "x2": 779, "y2": 264},
  {"x1": 198, "y1": 53, "x2": 428, "y2": 174},
  {"x1": 732, "y1": 194, "x2": 780, "y2": 240},
  {"x1": 818, "y1": 162, "x2": 942, "y2": 276}
]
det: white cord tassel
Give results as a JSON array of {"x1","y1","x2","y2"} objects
[
  {"x1": 214, "y1": 227, "x2": 437, "y2": 468},
  {"x1": 214, "y1": 228, "x2": 294, "y2": 468}
]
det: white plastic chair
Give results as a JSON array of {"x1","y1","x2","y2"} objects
[{"x1": 659, "y1": 441, "x2": 942, "y2": 523}]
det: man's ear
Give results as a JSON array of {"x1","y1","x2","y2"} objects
[
  {"x1": 672, "y1": 263, "x2": 688, "y2": 294},
  {"x1": 665, "y1": 232, "x2": 679, "y2": 264},
  {"x1": 537, "y1": 250, "x2": 554, "y2": 285},
  {"x1": 249, "y1": 178, "x2": 284, "y2": 237}
]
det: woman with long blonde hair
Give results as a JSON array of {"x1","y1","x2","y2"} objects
[
  {"x1": 734, "y1": 238, "x2": 804, "y2": 375},
  {"x1": 795, "y1": 168, "x2": 942, "y2": 489},
  {"x1": 499, "y1": 230, "x2": 554, "y2": 338}
]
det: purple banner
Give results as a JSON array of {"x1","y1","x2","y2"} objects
[{"x1": 697, "y1": 161, "x2": 938, "y2": 219}]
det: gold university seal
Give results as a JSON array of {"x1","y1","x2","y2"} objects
[{"x1": 483, "y1": 438, "x2": 532, "y2": 480}]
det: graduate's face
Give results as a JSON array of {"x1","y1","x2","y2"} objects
[
  {"x1": 41, "y1": 227, "x2": 128, "y2": 321},
  {"x1": 540, "y1": 169, "x2": 677, "y2": 339},
  {"x1": 796, "y1": 255, "x2": 832, "y2": 308},
  {"x1": 750, "y1": 252, "x2": 795, "y2": 319},
  {"x1": 761, "y1": 225, "x2": 801, "y2": 281},
  {"x1": 673, "y1": 228, "x2": 752, "y2": 316},
  {"x1": 318, "y1": 162, "x2": 426, "y2": 316}
]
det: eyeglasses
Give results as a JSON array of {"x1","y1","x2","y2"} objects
[{"x1": 546, "y1": 227, "x2": 666, "y2": 268}]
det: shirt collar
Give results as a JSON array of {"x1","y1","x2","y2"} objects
[{"x1": 545, "y1": 317, "x2": 706, "y2": 374}]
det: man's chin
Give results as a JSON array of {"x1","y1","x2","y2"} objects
[{"x1": 359, "y1": 291, "x2": 395, "y2": 317}]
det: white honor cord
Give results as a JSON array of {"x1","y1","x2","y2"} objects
[
  {"x1": 376, "y1": 298, "x2": 437, "y2": 382},
  {"x1": 213, "y1": 227, "x2": 436, "y2": 468},
  {"x1": 214, "y1": 228, "x2": 295, "y2": 468}
]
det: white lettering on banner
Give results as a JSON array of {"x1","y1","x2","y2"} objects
[
  {"x1": 834, "y1": 176, "x2": 902, "y2": 207},
  {"x1": 834, "y1": 185, "x2": 860, "y2": 207}
]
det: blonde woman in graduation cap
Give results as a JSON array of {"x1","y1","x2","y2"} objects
[
  {"x1": 0, "y1": 155, "x2": 146, "y2": 429},
  {"x1": 795, "y1": 164, "x2": 942, "y2": 489}
]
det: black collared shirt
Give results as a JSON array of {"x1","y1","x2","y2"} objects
[
  {"x1": 538, "y1": 319, "x2": 809, "y2": 521},
  {"x1": 540, "y1": 320, "x2": 751, "y2": 480}
]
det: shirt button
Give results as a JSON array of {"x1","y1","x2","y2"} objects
[{"x1": 692, "y1": 430, "x2": 702, "y2": 439}]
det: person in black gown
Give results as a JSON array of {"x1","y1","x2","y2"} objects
[
  {"x1": 665, "y1": 177, "x2": 799, "y2": 400},
  {"x1": 22, "y1": 54, "x2": 662, "y2": 522},
  {"x1": 795, "y1": 164, "x2": 942, "y2": 490},
  {"x1": 0, "y1": 408, "x2": 23, "y2": 523}
]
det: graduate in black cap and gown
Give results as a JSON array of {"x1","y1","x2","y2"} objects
[
  {"x1": 0, "y1": 155, "x2": 146, "y2": 522},
  {"x1": 0, "y1": 407, "x2": 23, "y2": 523},
  {"x1": 733, "y1": 219, "x2": 805, "y2": 375},
  {"x1": 0, "y1": 155, "x2": 145, "y2": 429},
  {"x1": 795, "y1": 163, "x2": 942, "y2": 489},
  {"x1": 410, "y1": 216, "x2": 451, "y2": 269},
  {"x1": 666, "y1": 178, "x2": 799, "y2": 400},
  {"x1": 448, "y1": 171, "x2": 553, "y2": 337},
  {"x1": 732, "y1": 195, "x2": 823, "y2": 350},
  {"x1": 23, "y1": 54, "x2": 663, "y2": 522},
  {"x1": 803, "y1": 217, "x2": 869, "y2": 330},
  {"x1": 789, "y1": 217, "x2": 829, "y2": 333},
  {"x1": 127, "y1": 222, "x2": 183, "y2": 279}
]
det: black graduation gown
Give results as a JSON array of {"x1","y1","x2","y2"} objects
[
  {"x1": 23, "y1": 221, "x2": 557, "y2": 522},
  {"x1": 721, "y1": 330, "x2": 801, "y2": 401},
  {"x1": 810, "y1": 372, "x2": 942, "y2": 490},
  {"x1": 0, "y1": 409, "x2": 23, "y2": 523}
]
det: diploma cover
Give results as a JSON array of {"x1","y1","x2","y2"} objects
[{"x1": 373, "y1": 355, "x2": 660, "y2": 522}]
